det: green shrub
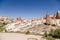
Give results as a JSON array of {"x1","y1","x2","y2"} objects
[
  {"x1": 53, "y1": 29, "x2": 60, "y2": 38},
  {"x1": 46, "y1": 36, "x2": 55, "y2": 40},
  {"x1": 0, "y1": 26, "x2": 4, "y2": 32},
  {"x1": 44, "y1": 31, "x2": 48, "y2": 37},
  {"x1": 26, "y1": 31, "x2": 30, "y2": 34},
  {"x1": 3, "y1": 22, "x2": 7, "y2": 25}
]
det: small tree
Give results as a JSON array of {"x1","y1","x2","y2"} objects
[
  {"x1": 26, "y1": 31, "x2": 30, "y2": 34},
  {"x1": 44, "y1": 31, "x2": 48, "y2": 37}
]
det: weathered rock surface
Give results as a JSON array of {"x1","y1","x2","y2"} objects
[{"x1": 45, "y1": 12, "x2": 52, "y2": 25}]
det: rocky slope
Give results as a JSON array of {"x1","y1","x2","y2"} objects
[{"x1": 0, "y1": 10, "x2": 60, "y2": 35}]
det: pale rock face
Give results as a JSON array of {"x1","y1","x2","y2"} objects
[
  {"x1": 32, "y1": 20, "x2": 43, "y2": 25},
  {"x1": 3, "y1": 10, "x2": 60, "y2": 32},
  {"x1": 5, "y1": 23, "x2": 20, "y2": 32},
  {"x1": 53, "y1": 13, "x2": 56, "y2": 19},
  {"x1": 4, "y1": 22, "x2": 28, "y2": 32},
  {"x1": 4, "y1": 19, "x2": 31, "y2": 32},
  {"x1": 4, "y1": 18, "x2": 46, "y2": 32},
  {"x1": 31, "y1": 18, "x2": 46, "y2": 25},
  {"x1": 41, "y1": 18, "x2": 46, "y2": 24},
  {"x1": 45, "y1": 13, "x2": 57, "y2": 25},
  {"x1": 0, "y1": 16, "x2": 13, "y2": 23},
  {"x1": 55, "y1": 19, "x2": 60, "y2": 26},
  {"x1": 50, "y1": 19, "x2": 56, "y2": 25}
]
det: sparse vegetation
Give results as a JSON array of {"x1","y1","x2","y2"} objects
[
  {"x1": 44, "y1": 31, "x2": 48, "y2": 37},
  {"x1": 43, "y1": 29, "x2": 60, "y2": 40},
  {"x1": 49, "y1": 29, "x2": 54, "y2": 36},
  {"x1": 52, "y1": 29, "x2": 60, "y2": 38},
  {"x1": 46, "y1": 36, "x2": 55, "y2": 40},
  {"x1": 26, "y1": 31, "x2": 30, "y2": 34},
  {"x1": 0, "y1": 26, "x2": 4, "y2": 32},
  {"x1": 51, "y1": 24, "x2": 56, "y2": 26},
  {"x1": 0, "y1": 22, "x2": 7, "y2": 32},
  {"x1": 3, "y1": 22, "x2": 7, "y2": 25}
]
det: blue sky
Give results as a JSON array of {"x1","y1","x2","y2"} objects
[{"x1": 0, "y1": 0, "x2": 60, "y2": 18}]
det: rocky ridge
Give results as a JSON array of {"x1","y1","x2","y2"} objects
[{"x1": 0, "y1": 10, "x2": 60, "y2": 35}]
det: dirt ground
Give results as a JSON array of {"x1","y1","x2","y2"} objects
[{"x1": 0, "y1": 33, "x2": 44, "y2": 40}]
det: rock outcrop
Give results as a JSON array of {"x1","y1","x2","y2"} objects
[
  {"x1": 56, "y1": 10, "x2": 60, "y2": 19},
  {"x1": 53, "y1": 13, "x2": 56, "y2": 19},
  {"x1": 45, "y1": 12, "x2": 52, "y2": 25},
  {"x1": 15, "y1": 17, "x2": 22, "y2": 22}
]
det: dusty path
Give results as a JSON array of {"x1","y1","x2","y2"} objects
[{"x1": 0, "y1": 33, "x2": 43, "y2": 40}]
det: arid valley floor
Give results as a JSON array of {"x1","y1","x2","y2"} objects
[{"x1": 0, "y1": 33, "x2": 44, "y2": 40}]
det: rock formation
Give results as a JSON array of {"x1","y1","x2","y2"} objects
[
  {"x1": 56, "y1": 10, "x2": 60, "y2": 19},
  {"x1": 45, "y1": 12, "x2": 52, "y2": 25},
  {"x1": 53, "y1": 13, "x2": 56, "y2": 19},
  {"x1": 15, "y1": 17, "x2": 22, "y2": 22}
]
